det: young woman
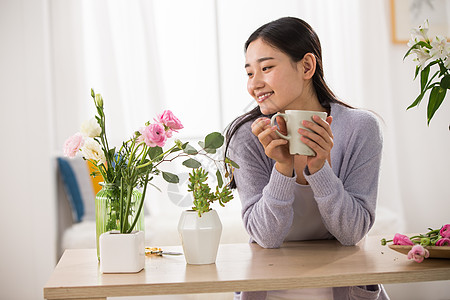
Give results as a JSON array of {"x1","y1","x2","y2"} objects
[{"x1": 225, "y1": 17, "x2": 389, "y2": 300}]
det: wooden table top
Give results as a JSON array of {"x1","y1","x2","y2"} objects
[{"x1": 43, "y1": 235, "x2": 450, "y2": 299}]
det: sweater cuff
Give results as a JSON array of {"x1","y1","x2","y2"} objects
[
  {"x1": 266, "y1": 166, "x2": 296, "y2": 200},
  {"x1": 304, "y1": 163, "x2": 336, "y2": 198}
]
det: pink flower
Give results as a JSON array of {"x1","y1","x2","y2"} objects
[
  {"x1": 436, "y1": 238, "x2": 450, "y2": 246},
  {"x1": 140, "y1": 123, "x2": 167, "y2": 147},
  {"x1": 63, "y1": 133, "x2": 85, "y2": 158},
  {"x1": 155, "y1": 110, "x2": 183, "y2": 137},
  {"x1": 439, "y1": 224, "x2": 450, "y2": 238},
  {"x1": 407, "y1": 245, "x2": 429, "y2": 263},
  {"x1": 393, "y1": 233, "x2": 415, "y2": 246}
]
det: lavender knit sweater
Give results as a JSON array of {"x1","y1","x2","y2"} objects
[{"x1": 228, "y1": 103, "x2": 389, "y2": 300}]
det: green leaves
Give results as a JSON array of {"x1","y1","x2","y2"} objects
[
  {"x1": 427, "y1": 86, "x2": 446, "y2": 125},
  {"x1": 148, "y1": 146, "x2": 163, "y2": 161},
  {"x1": 216, "y1": 169, "x2": 223, "y2": 188},
  {"x1": 441, "y1": 74, "x2": 450, "y2": 89},
  {"x1": 225, "y1": 157, "x2": 239, "y2": 169},
  {"x1": 404, "y1": 39, "x2": 448, "y2": 126},
  {"x1": 182, "y1": 158, "x2": 201, "y2": 168},
  {"x1": 162, "y1": 171, "x2": 179, "y2": 183},
  {"x1": 199, "y1": 132, "x2": 224, "y2": 154},
  {"x1": 204, "y1": 132, "x2": 224, "y2": 148},
  {"x1": 420, "y1": 65, "x2": 430, "y2": 92},
  {"x1": 182, "y1": 143, "x2": 198, "y2": 155},
  {"x1": 187, "y1": 167, "x2": 234, "y2": 217}
]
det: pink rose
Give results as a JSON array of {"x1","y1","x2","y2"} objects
[
  {"x1": 436, "y1": 238, "x2": 450, "y2": 246},
  {"x1": 63, "y1": 133, "x2": 85, "y2": 158},
  {"x1": 393, "y1": 233, "x2": 414, "y2": 246},
  {"x1": 155, "y1": 110, "x2": 183, "y2": 136},
  {"x1": 439, "y1": 224, "x2": 450, "y2": 238},
  {"x1": 407, "y1": 245, "x2": 429, "y2": 263},
  {"x1": 140, "y1": 123, "x2": 167, "y2": 147}
]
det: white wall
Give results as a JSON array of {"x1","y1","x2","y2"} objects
[
  {"x1": 0, "y1": 0, "x2": 449, "y2": 299},
  {"x1": 0, "y1": 0, "x2": 56, "y2": 299}
]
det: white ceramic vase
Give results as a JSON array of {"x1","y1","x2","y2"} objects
[
  {"x1": 178, "y1": 210, "x2": 222, "y2": 264},
  {"x1": 99, "y1": 230, "x2": 145, "y2": 273}
]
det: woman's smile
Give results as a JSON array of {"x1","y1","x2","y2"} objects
[{"x1": 256, "y1": 91, "x2": 274, "y2": 103}]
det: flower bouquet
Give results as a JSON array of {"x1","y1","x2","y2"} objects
[
  {"x1": 63, "y1": 89, "x2": 238, "y2": 259},
  {"x1": 404, "y1": 20, "x2": 449, "y2": 125},
  {"x1": 381, "y1": 224, "x2": 450, "y2": 262}
]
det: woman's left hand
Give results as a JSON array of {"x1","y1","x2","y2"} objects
[{"x1": 299, "y1": 115, "x2": 334, "y2": 174}]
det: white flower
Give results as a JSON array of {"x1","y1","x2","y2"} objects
[
  {"x1": 95, "y1": 93, "x2": 103, "y2": 107},
  {"x1": 81, "y1": 118, "x2": 101, "y2": 138},
  {"x1": 411, "y1": 47, "x2": 431, "y2": 69},
  {"x1": 445, "y1": 56, "x2": 450, "y2": 69},
  {"x1": 430, "y1": 35, "x2": 450, "y2": 61},
  {"x1": 81, "y1": 138, "x2": 106, "y2": 166},
  {"x1": 407, "y1": 35, "x2": 420, "y2": 48},
  {"x1": 410, "y1": 19, "x2": 429, "y2": 42}
]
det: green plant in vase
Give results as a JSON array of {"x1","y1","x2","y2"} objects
[
  {"x1": 177, "y1": 136, "x2": 239, "y2": 264},
  {"x1": 404, "y1": 19, "x2": 449, "y2": 125},
  {"x1": 188, "y1": 167, "x2": 234, "y2": 217}
]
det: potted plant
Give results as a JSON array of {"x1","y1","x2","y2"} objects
[
  {"x1": 63, "y1": 89, "x2": 237, "y2": 272},
  {"x1": 404, "y1": 19, "x2": 449, "y2": 126},
  {"x1": 177, "y1": 137, "x2": 238, "y2": 265}
]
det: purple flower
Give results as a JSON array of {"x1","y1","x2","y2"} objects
[{"x1": 407, "y1": 245, "x2": 430, "y2": 263}]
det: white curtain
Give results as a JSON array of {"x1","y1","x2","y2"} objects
[
  {"x1": 48, "y1": 0, "x2": 450, "y2": 257},
  {"x1": 49, "y1": 0, "x2": 425, "y2": 233}
]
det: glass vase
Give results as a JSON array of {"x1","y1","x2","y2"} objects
[{"x1": 95, "y1": 183, "x2": 145, "y2": 260}]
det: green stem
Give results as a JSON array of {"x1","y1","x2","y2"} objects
[
  {"x1": 127, "y1": 173, "x2": 149, "y2": 233},
  {"x1": 121, "y1": 183, "x2": 133, "y2": 233},
  {"x1": 119, "y1": 178, "x2": 124, "y2": 232},
  {"x1": 136, "y1": 144, "x2": 178, "y2": 169},
  {"x1": 127, "y1": 140, "x2": 140, "y2": 173},
  {"x1": 86, "y1": 159, "x2": 109, "y2": 182}
]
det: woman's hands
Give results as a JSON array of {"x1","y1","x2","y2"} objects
[
  {"x1": 251, "y1": 117, "x2": 293, "y2": 177},
  {"x1": 251, "y1": 114, "x2": 334, "y2": 177},
  {"x1": 299, "y1": 115, "x2": 334, "y2": 174}
]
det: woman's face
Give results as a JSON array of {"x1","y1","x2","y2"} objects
[{"x1": 245, "y1": 38, "x2": 306, "y2": 115}]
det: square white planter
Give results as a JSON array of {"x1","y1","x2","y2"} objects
[{"x1": 99, "y1": 230, "x2": 145, "y2": 273}]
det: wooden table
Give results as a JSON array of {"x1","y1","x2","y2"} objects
[{"x1": 43, "y1": 235, "x2": 450, "y2": 299}]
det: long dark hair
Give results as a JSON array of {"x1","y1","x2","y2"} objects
[{"x1": 225, "y1": 17, "x2": 348, "y2": 188}]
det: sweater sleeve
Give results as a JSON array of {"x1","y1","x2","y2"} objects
[
  {"x1": 305, "y1": 110, "x2": 383, "y2": 246},
  {"x1": 228, "y1": 122, "x2": 296, "y2": 248}
]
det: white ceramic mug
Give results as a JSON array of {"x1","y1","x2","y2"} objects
[{"x1": 270, "y1": 110, "x2": 328, "y2": 156}]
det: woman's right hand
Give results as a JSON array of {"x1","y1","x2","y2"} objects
[{"x1": 251, "y1": 117, "x2": 294, "y2": 176}]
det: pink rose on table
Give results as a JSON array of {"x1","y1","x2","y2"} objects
[
  {"x1": 393, "y1": 233, "x2": 414, "y2": 245},
  {"x1": 155, "y1": 110, "x2": 183, "y2": 137},
  {"x1": 63, "y1": 133, "x2": 85, "y2": 158},
  {"x1": 439, "y1": 224, "x2": 450, "y2": 238},
  {"x1": 140, "y1": 123, "x2": 167, "y2": 147},
  {"x1": 436, "y1": 238, "x2": 450, "y2": 246},
  {"x1": 407, "y1": 245, "x2": 429, "y2": 263}
]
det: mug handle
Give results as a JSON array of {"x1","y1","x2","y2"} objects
[{"x1": 270, "y1": 113, "x2": 290, "y2": 140}]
